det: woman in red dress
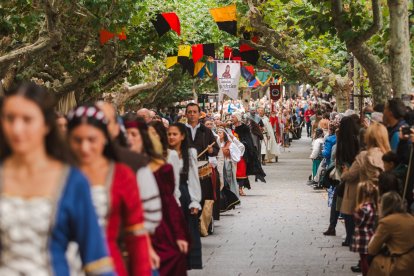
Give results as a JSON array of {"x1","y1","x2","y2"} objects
[
  {"x1": 67, "y1": 105, "x2": 151, "y2": 276},
  {"x1": 129, "y1": 116, "x2": 189, "y2": 276}
]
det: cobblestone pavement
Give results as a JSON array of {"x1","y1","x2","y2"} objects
[{"x1": 189, "y1": 134, "x2": 358, "y2": 276}]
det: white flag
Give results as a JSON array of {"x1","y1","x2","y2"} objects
[{"x1": 217, "y1": 61, "x2": 241, "y2": 101}]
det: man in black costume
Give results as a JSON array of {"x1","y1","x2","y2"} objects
[
  {"x1": 185, "y1": 103, "x2": 221, "y2": 222},
  {"x1": 231, "y1": 112, "x2": 266, "y2": 195}
]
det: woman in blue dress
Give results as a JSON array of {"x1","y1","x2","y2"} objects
[{"x1": 0, "y1": 82, "x2": 113, "y2": 276}]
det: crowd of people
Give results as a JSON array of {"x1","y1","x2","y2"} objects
[
  {"x1": 0, "y1": 82, "x2": 304, "y2": 276},
  {"x1": 2, "y1": 81, "x2": 412, "y2": 276},
  {"x1": 306, "y1": 96, "x2": 414, "y2": 276}
]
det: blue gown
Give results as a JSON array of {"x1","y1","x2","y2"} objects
[{"x1": 0, "y1": 166, "x2": 114, "y2": 276}]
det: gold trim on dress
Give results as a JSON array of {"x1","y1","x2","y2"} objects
[
  {"x1": 125, "y1": 223, "x2": 146, "y2": 235},
  {"x1": 84, "y1": 257, "x2": 113, "y2": 274}
]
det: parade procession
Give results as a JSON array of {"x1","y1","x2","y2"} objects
[{"x1": 1, "y1": 1, "x2": 414, "y2": 276}]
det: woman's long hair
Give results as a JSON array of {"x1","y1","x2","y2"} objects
[
  {"x1": 0, "y1": 82, "x2": 69, "y2": 162},
  {"x1": 170, "y1": 123, "x2": 190, "y2": 183},
  {"x1": 365, "y1": 122, "x2": 391, "y2": 154},
  {"x1": 67, "y1": 105, "x2": 118, "y2": 161},
  {"x1": 336, "y1": 116, "x2": 360, "y2": 167},
  {"x1": 149, "y1": 120, "x2": 168, "y2": 158}
]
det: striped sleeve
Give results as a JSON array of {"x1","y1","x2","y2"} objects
[{"x1": 137, "y1": 166, "x2": 162, "y2": 234}]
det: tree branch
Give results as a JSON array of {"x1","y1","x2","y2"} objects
[
  {"x1": 355, "y1": 0, "x2": 382, "y2": 43},
  {"x1": 0, "y1": 0, "x2": 62, "y2": 77}
]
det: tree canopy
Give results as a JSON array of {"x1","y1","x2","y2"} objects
[{"x1": 0, "y1": 0, "x2": 412, "y2": 111}]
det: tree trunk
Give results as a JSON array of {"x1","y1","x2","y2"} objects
[
  {"x1": 192, "y1": 79, "x2": 198, "y2": 102},
  {"x1": 333, "y1": 77, "x2": 351, "y2": 112},
  {"x1": 349, "y1": 43, "x2": 392, "y2": 104},
  {"x1": 388, "y1": 0, "x2": 412, "y2": 98}
]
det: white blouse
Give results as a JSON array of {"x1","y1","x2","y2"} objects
[
  {"x1": 168, "y1": 149, "x2": 202, "y2": 210},
  {"x1": 0, "y1": 196, "x2": 53, "y2": 276}
]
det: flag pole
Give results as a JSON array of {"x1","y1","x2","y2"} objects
[{"x1": 220, "y1": 100, "x2": 224, "y2": 121}]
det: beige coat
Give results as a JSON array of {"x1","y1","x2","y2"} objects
[
  {"x1": 368, "y1": 213, "x2": 414, "y2": 276},
  {"x1": 340, "y1": 147, "x2": 384, "y2": 215}
]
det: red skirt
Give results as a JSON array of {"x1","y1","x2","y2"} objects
[{"x1": 236, "y1": 157, "x2": 247, "y2": 179}]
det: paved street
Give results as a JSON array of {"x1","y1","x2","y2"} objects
[{"x1": 190, "y1": 134, "x2": 358, "y2": 276}]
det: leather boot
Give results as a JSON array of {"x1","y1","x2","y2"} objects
[{"x1": 323, "y1": 227, "x2": 336, "y2": 236}]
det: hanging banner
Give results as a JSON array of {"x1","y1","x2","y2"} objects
[
  {"x1": 270, "y1": 83, "x2": 282, "y2": 101},
  {"x1": 217, "y1": 60, "x2": 241, "y2": 101}
]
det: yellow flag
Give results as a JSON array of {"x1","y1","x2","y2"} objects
[
  {"x1": 166, "y1": 56, "x2": 177, "y2": 69},
  {"x1": 178, "y1": 45, "x2": 191, "y2": 57}
]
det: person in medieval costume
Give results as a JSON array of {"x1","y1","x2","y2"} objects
[
  {"x1": 231, "y1": 112, "x2": 266, "y2": 196},
  {"x1": 258, "y1": 107, "x2": 280, "y2": 163},
  {"x1": 216, "y1": 127, "x2": 244, "y2": 211},
  {"x1": 185, "y1": 103, "x2": 221, "y2": 231}
]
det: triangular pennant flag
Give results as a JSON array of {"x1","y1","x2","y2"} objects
[
  {"x1": 191, "y1": 44, "x2": 204, "y2": 64},
  {"x1": 162, "y1": 12, "x2": 180, "y2": 35},
  {"x1": 241, "y1": 66, "x2": 255, "y2": 82},
  {"x1": 256, "y1": 71, "x2": 272, "y2": 86},
  {"x1": 249, "y1": 79, "x2": 260, "y2": 88},
  {"x1": 240, "y1": 43, "x2": 260, "y2": 65},
  {"x1": 166, "y1": 56, "x2": 178, "y2": 69},
  {"x1": 100, "y1": 29, "x2": 115, "y2": 45},
  {"x1": 210, "y1": 4, "x2": 237, "y2": 36},
  {"x1": 197, "y1": 66, "x2": 206, "y2": 79},
  {"x1": 205, "y1": 60, "x2": 217, "y2": 78},
  {"x1": 152, "y1": 12, "x2": 181, "y2": 37},
  {"x1": 194, "y1": 62, "x2": 205, "y2": 77}
]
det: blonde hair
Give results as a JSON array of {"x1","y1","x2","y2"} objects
[
  {"x1": 356, "y1": 181, "x2": 379, "y2": 211},
  {"x1": 364, "y1": 122, "x2": 391, "y2": 153}
]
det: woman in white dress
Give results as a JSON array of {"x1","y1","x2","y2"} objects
[
  {"x1": 167, "y1": 123, "x2": 203, "y2": 269},
  {"x1": 216, "y1": 127, "x2": 244, "y2": 211}
]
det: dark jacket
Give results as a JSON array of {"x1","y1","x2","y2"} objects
[
  {"x1": 235, "y1": 123, "x2": 266, "y2": 178},
  {"x1": 186, "y1": 123, "x2": 220, "y2": 161}
]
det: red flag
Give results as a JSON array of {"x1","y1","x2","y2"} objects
[
  {"x1": 100, "y1": 29, "x2": 115, "y2": 45},
  {"x1": 224, "y1": 46, "x2": 233, "y2": 59},
  {"x1": 191, "y1": 44, "x2": 204, "y2": 63},
  {"x1": 162, "y1": 12, "x2": 181, "y2": 36},
  {"x1": 117, "y1": 31, "x2": 127, "y2": 41},
  {"x1": 240, "y1": 43, "x2": 255, "y2": 52}
]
